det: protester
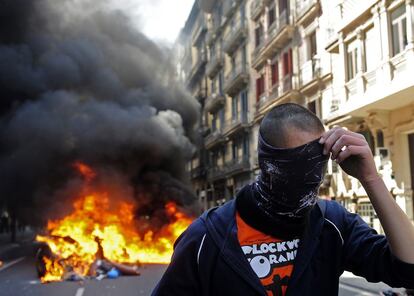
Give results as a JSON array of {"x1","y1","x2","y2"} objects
[{"x1": 152, "y1": 103, "x2": 414, "y2": 296}]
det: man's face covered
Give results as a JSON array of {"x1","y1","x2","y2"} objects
[{"x1": 254, "y1": 131, "x2": 329, "y2": 224}]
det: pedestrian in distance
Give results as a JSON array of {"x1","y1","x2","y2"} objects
[{"x1": 152, "y1": 103, "x2": 414, "y2": 296}]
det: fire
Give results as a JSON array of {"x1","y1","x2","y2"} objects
[{"x1": 36, "y1": 163, "x2": 192, "y2": 283}]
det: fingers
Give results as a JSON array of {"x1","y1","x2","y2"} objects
[
  {"x1": 335, "y1": 145, "x2": 366, "y2": 163},
  {"x1": 320, "y1": 127, "x2": 368, "y2": 156},
  {"x1": 330, "y1": 134, "x2": 367, "y2": 160}
]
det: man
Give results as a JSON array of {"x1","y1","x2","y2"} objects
[{"x1": 152, "y1": 103, "x2": 414, "y2": 296}]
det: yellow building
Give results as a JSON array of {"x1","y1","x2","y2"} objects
[{"x1": 179, "y1": 0, "x2": 414, "y2": 231}]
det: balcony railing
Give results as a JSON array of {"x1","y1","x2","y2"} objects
[
  {"x1": 223, "y1": 17, "x2": 248, "y2": 54},
  {"x1": 282, "y1": 74, "x2": 293, "y2": 94},
  {"x1": 224, "y1": 63, "x2": 249, "y2": 96},
  {"x1": 261, "y1": 10, "x2": 293, "y2": 58},
  {"x1": 225, "y1": 157, "x2": 251, "y2": 176},
  {"x1": 296, "y1": 0, "x2": 319, "y2": 24},
  {"x1": 206, "y1": 52, "x2": 224, "y2": 78},
  {"x1": 250, "y1": 0, "x2": 264, "y2": 19},
  {"x1": 223, "y1": 113, "x2": 249, "y2": 136},
  {"x1": 300, "y1": 58, "x2": 321, "y2": 87},
  {"x1": 188, "y1": 49, "x2": 207, "y2": 83},
  {"x1": 223, "y1": 0, "x2": 241, "y2": 18},
  {"x1": 205, "y1": 92, "x2": 226, "y2": 113},
  {"x1": 207, "y1": 165, "x2": 226, "y2": 181},
  {"x1": 192, "y1": 15, "x2": 207, "y2": 46},
  {"x1": 205, "y1": 129, "x2": 226, "y2": 149},
  {"x1": 190, "y1": 165, "x2": 206, "y2": 179}
]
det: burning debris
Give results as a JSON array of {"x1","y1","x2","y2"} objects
[
  {"x1": 36, "y1": 162, "x2": 192, "y2": 283},
  {"x1": 0, "y1": 0, "x2": 199, "y2": 283}
]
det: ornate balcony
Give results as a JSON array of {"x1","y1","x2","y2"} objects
[
  {"x1": 205, "y1": 92, "x2": 225, "y2": 113},
  {"x1": 188, "y1": 49, "x2": 207, "y2": 85},
  {"x1": 191, "y1": 165, "x2": 206, "y2": 179},
  {"x1": 207, "y1": 165, "x2": 226, "y2": 181},
  {"x1": 250, "y1": 0, "x2": 264, "y2": 20},
  {"x1": 261, "y1": 10, "x2": 294, "y2": 59},
  {"x1": 223, "y1": 0, "x2": 242, "y2": 18},
  {"x1": 224, "y1": 63, "x2": 249, "y2": 96},
  {"x1": 296, "y1": 0, "x2": 320, "y2": 26},
  {"x1": 223, "y1": 113, "x2": 250, "y2": 137},
  {"x1": 223, "y1": 17, "x2": 248, "y2": 54},
  {"x1": 225, "y1": 157, "x2": 251, "y2": 176},
  {"x1": 299, "y1": 57, "x2": 321, "y2": 93},
  {"x1": 192, "y1": 16, "x2": 207, "y2": 46},
  {"x1": 205, "y1": 129, "x2": 226, "y2": 149},
  {"x1": 206, "y1": 52, "x2": 224, "y2": 78}
]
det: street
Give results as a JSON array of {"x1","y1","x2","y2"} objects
[
  {"x1": 0, "y1": 256, "x2": 406, "y2": 296},
  {"x1": 0, "y1": 257, "x2": 166, "y2": 296}
]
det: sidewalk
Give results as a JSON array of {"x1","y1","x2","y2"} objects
[
  {"x1": 340, "y1": 271, "x2": 407, "y2": 295},
  {"x1": 0, "y1": 230, "x2": 39, "y2": 262}
]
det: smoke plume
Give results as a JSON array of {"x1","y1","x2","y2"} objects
[{"x1": 0, "y1": 0, "x2": 200, "y2": 225}]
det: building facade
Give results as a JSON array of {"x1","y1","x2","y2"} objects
[{"x1": 178, "y1": 0, "x2": 414, "y2": 231}]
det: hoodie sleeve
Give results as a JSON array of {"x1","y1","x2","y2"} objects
[
  {"x1": 151, "y1": 218, "x2": 207, "y2": 296},
  {"x1": 340, "y1": 205, "x2": 414, "y2": 289}
]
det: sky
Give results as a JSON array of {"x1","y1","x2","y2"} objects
[{"x1": 112, "y1": 0, "x2": 195, "y2": 44}]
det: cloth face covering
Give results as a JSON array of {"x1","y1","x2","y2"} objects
[{"x1": 254, "y1": 132, "x2": 329, "y2": 224}]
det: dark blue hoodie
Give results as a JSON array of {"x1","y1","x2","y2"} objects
[{"x1": 152, "y1": 185, "x2": 414, "y2": 296}]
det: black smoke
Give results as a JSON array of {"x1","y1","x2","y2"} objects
[{"x1": 0, "y1": 0, "x2": 200, "y2": 228}]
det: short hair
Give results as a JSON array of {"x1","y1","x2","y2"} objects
[{"x1": 260, "y1": 103, "x2": 325, "y2": 147}]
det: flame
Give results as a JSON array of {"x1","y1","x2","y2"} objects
[{"x1": 36, "y1": 163, "x2": 192, "y2": 283}]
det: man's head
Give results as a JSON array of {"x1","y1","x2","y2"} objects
[
  {"x1": 259, "y1": 103, "x2": 325, "y2": 149},
  {"x1": 253, "y1": 103, "x2": 329, "y2": 233}
]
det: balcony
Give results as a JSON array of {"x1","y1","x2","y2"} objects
[
  {"x1": 206, "y1": 52, "x2": 224, "y2": 78},
  {"x1": 191, "y1": 165, "x2": 206, "y2": 179},
  {"x1": 223, "y1": 113, "x2": 250, "y2": 137},
  {"x1": 250, "y1": 0, "x2": 264, "y2": 20},
  {"x1": 205, "y1": 92, "x2": 226, "y2": 113},
  {"x1": 223, "y1": 0, "x2": 241, "y2": 18},
  {"x1": 188, "y1": 49, "x2": 207, "y2": 85},
  {"x1": 300, "y1": 58, "x2": 321, "y2": 91},
  {"x1": 282, "y1": 74, "x2": 293, "y2": 94},
  {"x1": 251, "y1": 38, "x2": 266, "y2": 68},
  {"x1": 255, "y1": 83, "x2": 279, "y2": 116},
  {"x1": 225, "y1": 157, "x2": 251, "y2": 176},
  {"x1": 205, "y1": 129, "x2": 226, "y2": 149},
  {"x1": 206, "y1": 30, "x2": 216, "y2": 45},
  {"x1": 224, "y1": 63, "x2": 249, "y2": 96},
  {"x1": 192, "y1": 16, "x2": 207, "y2": 46},
  {"x1": 296, "y1": 0, "x2": 320, "y2": 26},
  {"x1": 223, "y1": 17, "x2": 248, "y2": 54},
  {"x1": 207, "y1": 165, "x2": 226, "y2": 181},
  {"x1": 261, "y1": 10, "x2": 294, "y2": 59}
]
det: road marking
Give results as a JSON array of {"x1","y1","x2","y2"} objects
[
  {"x1": 339, "y1": 283, "x2": 377, "y2": 295},
  {"x1": 75, "y1": 287, "x2": 85, "y2": 296},
  {"x1": 0, "y1": 257, "x2": 25, "y2": 273}
]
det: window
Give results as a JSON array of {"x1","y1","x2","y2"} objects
[
  {"x1": 307, "y1": 100, "x2": 316, "y2": 114},
  {"x1": 391, "y1": 5, "x2": 407, "y2": 56},
  {"x1": 231, "y1": 96, "x2": 238, "y2": 120},
  {"x1": 271, "y1": 61, "x2": 279, "y2": 85},
  {"x1": 279, "y1": 0, "x2": 288, "y2": 14},
  {"x1": 268, "y1": 6, "x2": 276, "y2": 27},
  {"x1": 218, "y1": 71, "x2": 224, "y2": 93},
  {"x1": 242, "y1": 136, "x2": 250, "y2": 158},
  {"x1": 256, "y1": 74, "x2": 265, "y2": 101},
  {"x1": 347, "y1": 39, "x2": 359, "y2": 81},
  {"x1": 364, "y1": 26, "x2": 380, "y2": 71},
  {"x1": 308, "y1": 31, "x2": 317, "y2": 60},
  {"x1": 255, "y1": 24, "x2": 263, "y2": 48},
  {"x1": 241, "y1": 89, "x2": 248, "y2": 120},
  {"x1": 283, "y1": 49, "x2": 292, "y2": 76}
]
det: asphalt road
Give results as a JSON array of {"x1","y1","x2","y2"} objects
[
  {"x1": 0, "y1": 257, "x2": 405, "y2": 296},
  {"x1": 0, "y1": 257, "x2": 166, "y2": 296}
]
